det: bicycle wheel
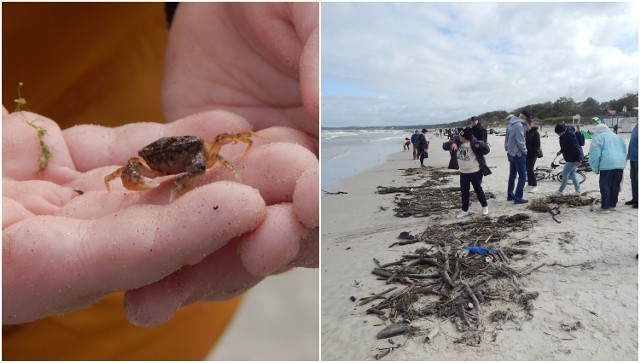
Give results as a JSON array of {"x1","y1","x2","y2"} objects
[
  {"x1": 559, "y1": 158, "x2": 566, "y2": 164},
  {"x1": 534, "y1": 170, "x2": 548, "y2": 181},
  {"x1": 557, "y1": 171, "x2": 586, "y2": 185}
]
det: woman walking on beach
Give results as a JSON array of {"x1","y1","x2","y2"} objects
[
  {"x1": 588, "y1": 124, "x2": 628, "y2": 213},
  {"x1": 443, "y1": 127, "x2": 491, "y2": 218},
  {"x1": 525, "y1": 119, "x2": 541, "y2": 193}
]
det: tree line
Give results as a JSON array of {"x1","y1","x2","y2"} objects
[
  {"x1": 441, "y1": 93, "x2": 638, "y2": 129},
  {"x1": 479, "y1": 93, "x2": 637, "y2": 127}
]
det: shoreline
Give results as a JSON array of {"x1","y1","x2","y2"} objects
[{"x1": 321, "y1": 134, "x2": 638, "y2": 360}]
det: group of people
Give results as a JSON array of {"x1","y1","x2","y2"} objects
[
  {"x1": 406, "y1": 128, "x2": 431, "y2": 167},
  {"x1": 440, "y1": 112, "x2": 637, "y2": 218}
]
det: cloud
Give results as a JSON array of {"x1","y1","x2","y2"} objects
[{"x1": 321, "y1": 2, "x2": 639, "y2": 127}]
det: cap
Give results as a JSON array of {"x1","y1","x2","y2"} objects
[
  {"x1": 555, "y1": 124, "x2": 566, "y2": 133},
  {"x1": 459, "y1": 127, "x2": 473, "y2": 140}
]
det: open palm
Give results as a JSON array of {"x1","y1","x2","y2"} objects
[{"x1": 3, "y1": 109, "x2": 317, "y2": 327}]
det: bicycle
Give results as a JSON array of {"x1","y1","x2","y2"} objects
[
  {"x1": 534, "y1": 156, "x2": 586, "y2": 185},
  {"x1": 559, "y1": 153, "x2": 592, "y2": 172}
]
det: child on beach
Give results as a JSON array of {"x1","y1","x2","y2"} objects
[
  {"x1": 443, "y1": 127, "x2": 491, "y2": 218},
  {"x1": 404, "y1": 137, "x2": 411, "y2": 151}
]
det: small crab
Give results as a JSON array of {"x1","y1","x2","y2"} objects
[{"x1": 104, "y1": 132, "x2": 264, "y2": 201}]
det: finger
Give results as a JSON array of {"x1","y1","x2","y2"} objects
[
  {"x1": 3, "y1": 179, "x2": 80, "y2": 215},
  {"x1": 293, "y1": 165, "x2": 319, "y2": 228},
  {"x1": 124, "y1": 239, "x2": 263, "y2": 327},
  {"x1": 214, "y1": 142, "x2": 318, "y2": 205},
  {"x1": 299, "y1": 26, "x2": 319, "y2": 128},
  {"x1": 3, "y1": 111, "x2": 78, "y2": 183},
  {"x1": 3, "y1": 182, "x2": 265, "y2": 324},
  {"x1": 269, "y1": 226, "x2": 318, "y2": 274},
  {"x1": 255, "y1": 126, "x2": 317, "y2": 156},
  {"x1": 63, "y1": 110, "x2": 253, "y2": 171},
  {"x1": 3, "y1": 197, "x2": 34, "y2": 229},
  {"x1": 239, "y1": 203, "x2": 308, "y2": 276}
]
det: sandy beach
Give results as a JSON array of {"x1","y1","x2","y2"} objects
[{"x1": 321, "y1": 130, "x2": 638, "y2": 360}]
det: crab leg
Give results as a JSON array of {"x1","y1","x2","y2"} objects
[
  {"x1": 170, "y1": 153, "x2": 207, "y2": 201},
  {"x1": 104, "y1": 157, "x2": 163, "y2": 193},
  {"x1": 204, "y1": 132, "x2": 266, "y2": 166},
  {"x1": 104, "y1": 167, "x2": 124, "y2": 193}
]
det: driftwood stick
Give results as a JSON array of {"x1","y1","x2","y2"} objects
[
  {"x1": 366, "y1": 307, "x2": 386, "y2": 315},
  {"x1": 372, "y1": 268, "x2": 393, "y2": 278},
  {"x1": 381, "y1": 260, "x2": 405, "y2": 268},
  {"x1": 441, "y1": 251, "x2": 456, "y2": 288},
  {"x1": 389, "y1": 239, "x2": 421, "y2": 248},
  {"x1": 520, "y1": 262, "x2": 547, "y2": 276},
  {"x1": 461, "y1": 278, "x2": 482, "y2": 327},
  {"x1": 358, "y1": 287, "x2": 398, "y2": 306}
]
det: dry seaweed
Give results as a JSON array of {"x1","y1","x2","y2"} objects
[{"x1": 377, "y1": 168, "x2": 495, "y2": 218}]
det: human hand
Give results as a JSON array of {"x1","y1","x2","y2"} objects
[
  {"x1": 450, "y1": 144, "x2": 458, "y2": 152},
  {"x1": 3, "y1": 109, "x2": 318, "y2": 326},
  {"x1": 162, "y1": 2, "x2": 319, "y2": 139}
]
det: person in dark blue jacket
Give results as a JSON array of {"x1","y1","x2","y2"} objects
[
  {"x1": 411, "y1": 130, "x2": 420, "y2": 160},
  {"x1": 551, "y1": 124, "x2": 583, "y2": 197}
]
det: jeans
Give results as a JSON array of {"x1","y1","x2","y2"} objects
[
  {"x1": 460, "y1": 170, "x2": 487, "y2": 212},
  {"x1": 599, "y1": 169, "x2": 624, "y2": 209},
  {"x1": 558, "y1": 162, "x2": 580, "y2": 193},
  {"x1": 630, "y1": 160, "x2": 638, "y2": 203},
  {"x1": 507, "y1": 154, "x2": 527, "y2": 201},
  {"x1": 526, "y1": 157, "x2": 537, "y2": 187}
]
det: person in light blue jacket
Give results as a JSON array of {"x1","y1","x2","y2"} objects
[
  {"x1": 626, "y1": 124, "x2": 638, "y2": 208},
  {"x1": 589, "y1": 124, "x2": 628, "y2": 213}
]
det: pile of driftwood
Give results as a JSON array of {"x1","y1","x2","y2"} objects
[
  {"x1": 528, "y1": 195, "x2": 596, "y2": 223},
  {"x1": 359, "y1": 215, "x2": 543, "y2": 358},
  {"x1": 376, "y1": 168, "x2": 495, "y2": 218}
]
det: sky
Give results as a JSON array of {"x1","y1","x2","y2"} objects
[{"x1": 321, "y1": 2, "x2": 639, "y2": 127}]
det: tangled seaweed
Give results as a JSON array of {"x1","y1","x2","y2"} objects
[{"x1": 377, "y1": 167, "x2": 495, "y2": 218}]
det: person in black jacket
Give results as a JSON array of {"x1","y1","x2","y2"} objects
[
  {"x1": 470, "y1": 116, "x2": 488, "y2": 143},
  {"x1": 552, "y1": 124, "x2": 583, "y2": 196},
  {"x1": 416, "y1": 128, "x2": 430, "y2": 167},
  {"x1": 524, "y1": 119, "x2": 541, "y2": 193},
  {"x1": 443, "y1": 127, "x2": 491, "y2": 218}
]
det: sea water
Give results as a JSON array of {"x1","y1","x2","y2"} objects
[{"x1": 321, "y1": 128, "x2": 416, "y2": 192}]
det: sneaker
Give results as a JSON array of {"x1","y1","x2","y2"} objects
[
  {"x1": 633, "y1": 204, "x2": 638, "y2": 209},
  {"x1": 514, "y1": 199, "x2": 529, "y2": 204},
  {"x1": 551, "y1": 190, "x2": 563, "y2": 197},
  {"x1": 625, "y1": 200, "x2": 637, "y2": 205},
  {"x1": 570, "y1": 191, "x2": 581, "y2": 197},
  {"x1": 597, "y1": 208, "x2": 610, "y2": 214},
  {"x1": 610, "y1": 206, "x2": 617, "y2": 211},
  {"x1": 523, "y1": 185, "x2": 531, "y2": 192},
  {"x1": 528, "y1": 187, "x2": 539, "y2": 193},
  {"x1": 456, "y1": 210, "x2": 471, "y2": 218},
  {"x1": 482, "y1": 206, "x2": 489, "y2": 215}
]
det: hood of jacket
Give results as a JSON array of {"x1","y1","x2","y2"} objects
[{"x1": 509, "y1": 115, "x2": 527, "y2": 127}]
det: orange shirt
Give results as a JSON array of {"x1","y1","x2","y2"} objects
[{"x1": 3, "y1": 3, "x2": 241, "y2": 359}]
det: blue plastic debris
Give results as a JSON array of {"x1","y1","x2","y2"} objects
[{"x1": 465, "y1": 246, "x2": 497, "y2": 255}]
